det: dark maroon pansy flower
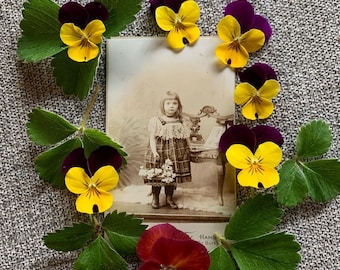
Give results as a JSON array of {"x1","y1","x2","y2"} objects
[
  {"x1": 137, "y1": 224, "x2": 210, "y2": 270},
  {"x1": 219, "y1": 124, "x2": 283, "y2": 153},
  {"x1": 224, "y1": 0, "x2": 272, "y2": 42},
  {"x1": 149, "y1": 0, "x2": 186, "y2": 13},
  {"x1": 58, "y1": 1, "x2": 109, "y2": 29},
  {"x1": 62, "y1": 146, "x2": 123, "y2": 176},
  {"x1": 238, "y1": 63, "x2": 277, "y2": 89}
]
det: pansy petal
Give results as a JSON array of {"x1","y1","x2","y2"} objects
[
  {"x1": 226, "y1": 144, "x2": 254, "y2": 169},
  {"x1": 237, "y1": 168, "x2": 260, "y2": 188},
  {"x1": 62, "y1": 147, "x2": 87, "y2": 175},
  {"x1": 240, "y1": 29, "x2": 265, "y2": 53},
  {"x1": 219, "y1": 124, "x2": 256, "y2": 153},
  {"x1": 234, "y1": 82, "x2": 257, "y2": 105},
  {"x1": 91, "y1": 165, "x2": 119, "y2": 191},
  {"x1": 156, "y1": 6, "x2": 176, "y2": 31},
  {"x1": 258, "y1": 79, "x2": 280, "y2": 99},
  {"x1": 242, "y1": 101, "x2": 258, "y2": 120},
  {"x1": 253, "y1": 14, "x2": 272, "y2": 42},
  {"x1": 151, "y1": 237, "x2": 210, "y2": 269},
  {"x1": 254, "y1": 97, "x2": 274, "y2": 119},
  {"x1": 137, "y1": 223, "x2": 190, "y2": 262},
  {"x1": 58, "y1": 2, "x2": 88, "y2": 28},
  {"x1": 164, "y1": 0, "x2": 186, "y2": 13},
  {"x1": 60, "y1": 23, "x2": 83, "y2": 47},
  {"x1": 65, "y1": 167, "x2": 90, "y2": 194},
  {"x1": 139, "y1": 260, "x2": 162, "y2": 270},
  {"x1": 256, "y1": 165, "x2": 280, "y2": 188},
  {"x1": 255, "y1": 141, "x2": 282, "y2": 167},
  {"x1": 178, "y1": 0, "x2": 200, "y2": 23},
  {"x1": 217, "y1": 15, "x2": 241, "y2": 43},
  {"x1": 252, "y1": 125, "x2": 284, "y2": 147},
  {"x1": 75, "y1": 188, "x2": 113, "y2": 214},
  {"x1": 85, "y1": 2, "x2": 109, "y2": 22},
  {"x1": 67, "y1": 41, "x2": 99, "y2": 62},
  {"x1": 238, "y1": 63, "x2": 277, "y2": 89},
  {"x1": 167, "y1": 23, "x2": 200, "y2": 49},
  {"x1": 88, "y1": 146, "x2": 123, "y2": 174},
  {"x1": 85, "y1": 19, "x2": 106, "y2": 44},
  {"x1": 224, "y1": 0, "x2": 255, "y2": 32},
  {"x1": 216, "y1": 43, "x2": 249, "y2": 68}
]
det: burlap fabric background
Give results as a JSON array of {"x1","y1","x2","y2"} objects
[{"x1": 0, "y1": 0, "x2": 339, "y2": 269}]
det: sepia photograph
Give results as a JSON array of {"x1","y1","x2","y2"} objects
[{"x1": 106, "y1": 37, "x2": 236, "y2": 224}]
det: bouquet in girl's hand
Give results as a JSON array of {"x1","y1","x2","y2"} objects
[{"x1": 138, "y1": 159, "x2": 176, "y2": 183}]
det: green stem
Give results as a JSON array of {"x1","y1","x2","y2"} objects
[
  {"x1": 214, "y1": 232, "x2": 232, "y2": 251},
  {"x1": 78, "y1": 85, "x2": 100, "y2": 136}
]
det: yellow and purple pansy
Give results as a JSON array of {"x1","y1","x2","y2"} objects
[
  {"x1": 219, "y1": 124, "x2": 283, "y2": 189},
  {"x1": 62, "y1": 146, "x2": 122, "y2": 214},
  {"x1": 58, "y1": 1, "x2": 109, "y2": 62},
  {"x1": 154, "y1": 0, "x2": 201, "y2": 50},
  {"x1": 216, "y1": 0, "x2": 272, "y2": 68},
  {"x1": 234, "y1": 63, "x2": 280, "y2": 120}
]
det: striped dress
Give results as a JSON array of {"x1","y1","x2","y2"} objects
[{"x1": 144, "y1": 116, "x2": 192, "y2": 186}]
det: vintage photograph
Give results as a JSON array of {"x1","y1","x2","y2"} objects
[{"x1": 106, "y1": 37, "x2": 236, "y2": 223}]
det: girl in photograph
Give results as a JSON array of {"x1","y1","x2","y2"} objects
[{"x1": 144, "y1": 91, "x2": 192, "y2": 209}]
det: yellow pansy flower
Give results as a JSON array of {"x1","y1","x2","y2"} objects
[
  {"x1": 226, "y1": 142, "x2": 282, "y2": 188},
  {"x1": 155, "y1": 0, "x2": 201, "y2": 50},
  {"x1": 216, "y1": 15, "x2": 265, "y2": 68},
  {"x1": 65, "y1": 165, "x2": 119, "y2": 214},
  {"x1": 60, "y1": 19, "x2": 105, "y2": 62},
  {"x1": 234, "y1": 79, "x2": 280, "y2": 120}
]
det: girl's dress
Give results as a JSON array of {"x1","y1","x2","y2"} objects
[{"x1": 144, "y1": 116, "x2": 191, "y2": 186}]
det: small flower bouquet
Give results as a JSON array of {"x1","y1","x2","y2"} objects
[{"x1": 139, "y1": 158, "x2": 176, "y2": 184}]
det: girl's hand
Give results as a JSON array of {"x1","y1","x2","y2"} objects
[{"x1": 153, "y1": 152, "x2": 160, "y2": 160}]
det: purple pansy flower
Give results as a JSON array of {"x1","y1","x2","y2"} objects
[
  {"x1": 149, "y1": 0, "x2": 186, "y2": 13},
  {"x1": 58, "y1": 1, "x2": 109, "y2": 29},
  {"x1": 62, "y1": 145, "x2": 123, "y2": 176},
  {"x1": 224, "y1": 0, "x2": 272, "y2": 42},
  {"x1": 238, "y1": 63, "x2": 278, "y2": 89},
  {"x1": 219, "y1": 124, "x2": 283, "y2": 153}
]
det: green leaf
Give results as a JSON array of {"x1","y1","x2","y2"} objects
[
  {"x1": 209, "y1": 245, "x2": 236, "y2": 270},
  {"x1": 301, "y1": 159, "x2": 340, "y2": 202},
  {"x1": 102, "y1": 211, "x2": 147, "y2": 255},
  {"x1": 74, "y1": 236, "x2": 128, "y2": 270},
  {"x1": 35, "y1": 138, "x2": 82, "y2": 188},
  {"x1": 276, "y1": 159, "x2": 340, "y2": 206},
  {"x1": 225, "y1": 194, "x2": 282, "y2": 241},
  {"x1": 18, "y1": 0, "x2": 66, "y2": 62},
  {"x1": 230, "y1": 232, "x2": 301, "y2": 270},
  {"x1": 276, "y1": 160, "x2": 309, "y2": 207},
  {"x1": 101, "y1": 0, "x2": 142, "y2": 37},
  {"x1": 296, "y1": 119, "x2": 332, "y2": 158},
  {"x1": 27, "y1": 108, "x2": 78, "y2": 145},
  {"x1": 51, "y1": 50, "x2": 99, "y2": 100},
  {"x1": 83, "y1": 128, "x2": 127, "y2": 162},
  {"x1": 43, "y1": 223, "x2": 95, "y2": 251}
]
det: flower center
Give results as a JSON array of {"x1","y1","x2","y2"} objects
[
  {"x1": 248, "y1": 157, "x2": 264, "y2": 175},
  {"x1": 251, "y1": 93, "x2": 262, "y2": 104}
]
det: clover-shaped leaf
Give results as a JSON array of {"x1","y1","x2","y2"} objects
[
  {"x1": 222, "y1": 194, "x2": 301, "y2": 270},
  {"x1": 35, "y1": 138, "x2": 82, "y2": 188},
  {"x1": 18, "y1": 0, "x2": 66, "y2": 62},
  {"x1": 276, "y1": 119, "x2": 340, "y2": 207},
  {"x1": 101, "y1": 0, "x2": 142, "y2": 37},
  {"x1": 74, "y1": 236, "x2": 128, "y2": 270},
  {"x1": 102, "y1": 211, "x2": 147, "y2": 255},
  {"x1": 52, "y1": 50, "x2": 100, "y2": 100},
  {"x1": 27, "y1": 108, "x2": 78, "y2": 146},
  {"x1": 43, "y1": 223, "x2": 95, "y2": 252}
]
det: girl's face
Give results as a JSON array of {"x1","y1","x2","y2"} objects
[{"x1": 163, "y1": 99, "x2": 179, "y2": 116}]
